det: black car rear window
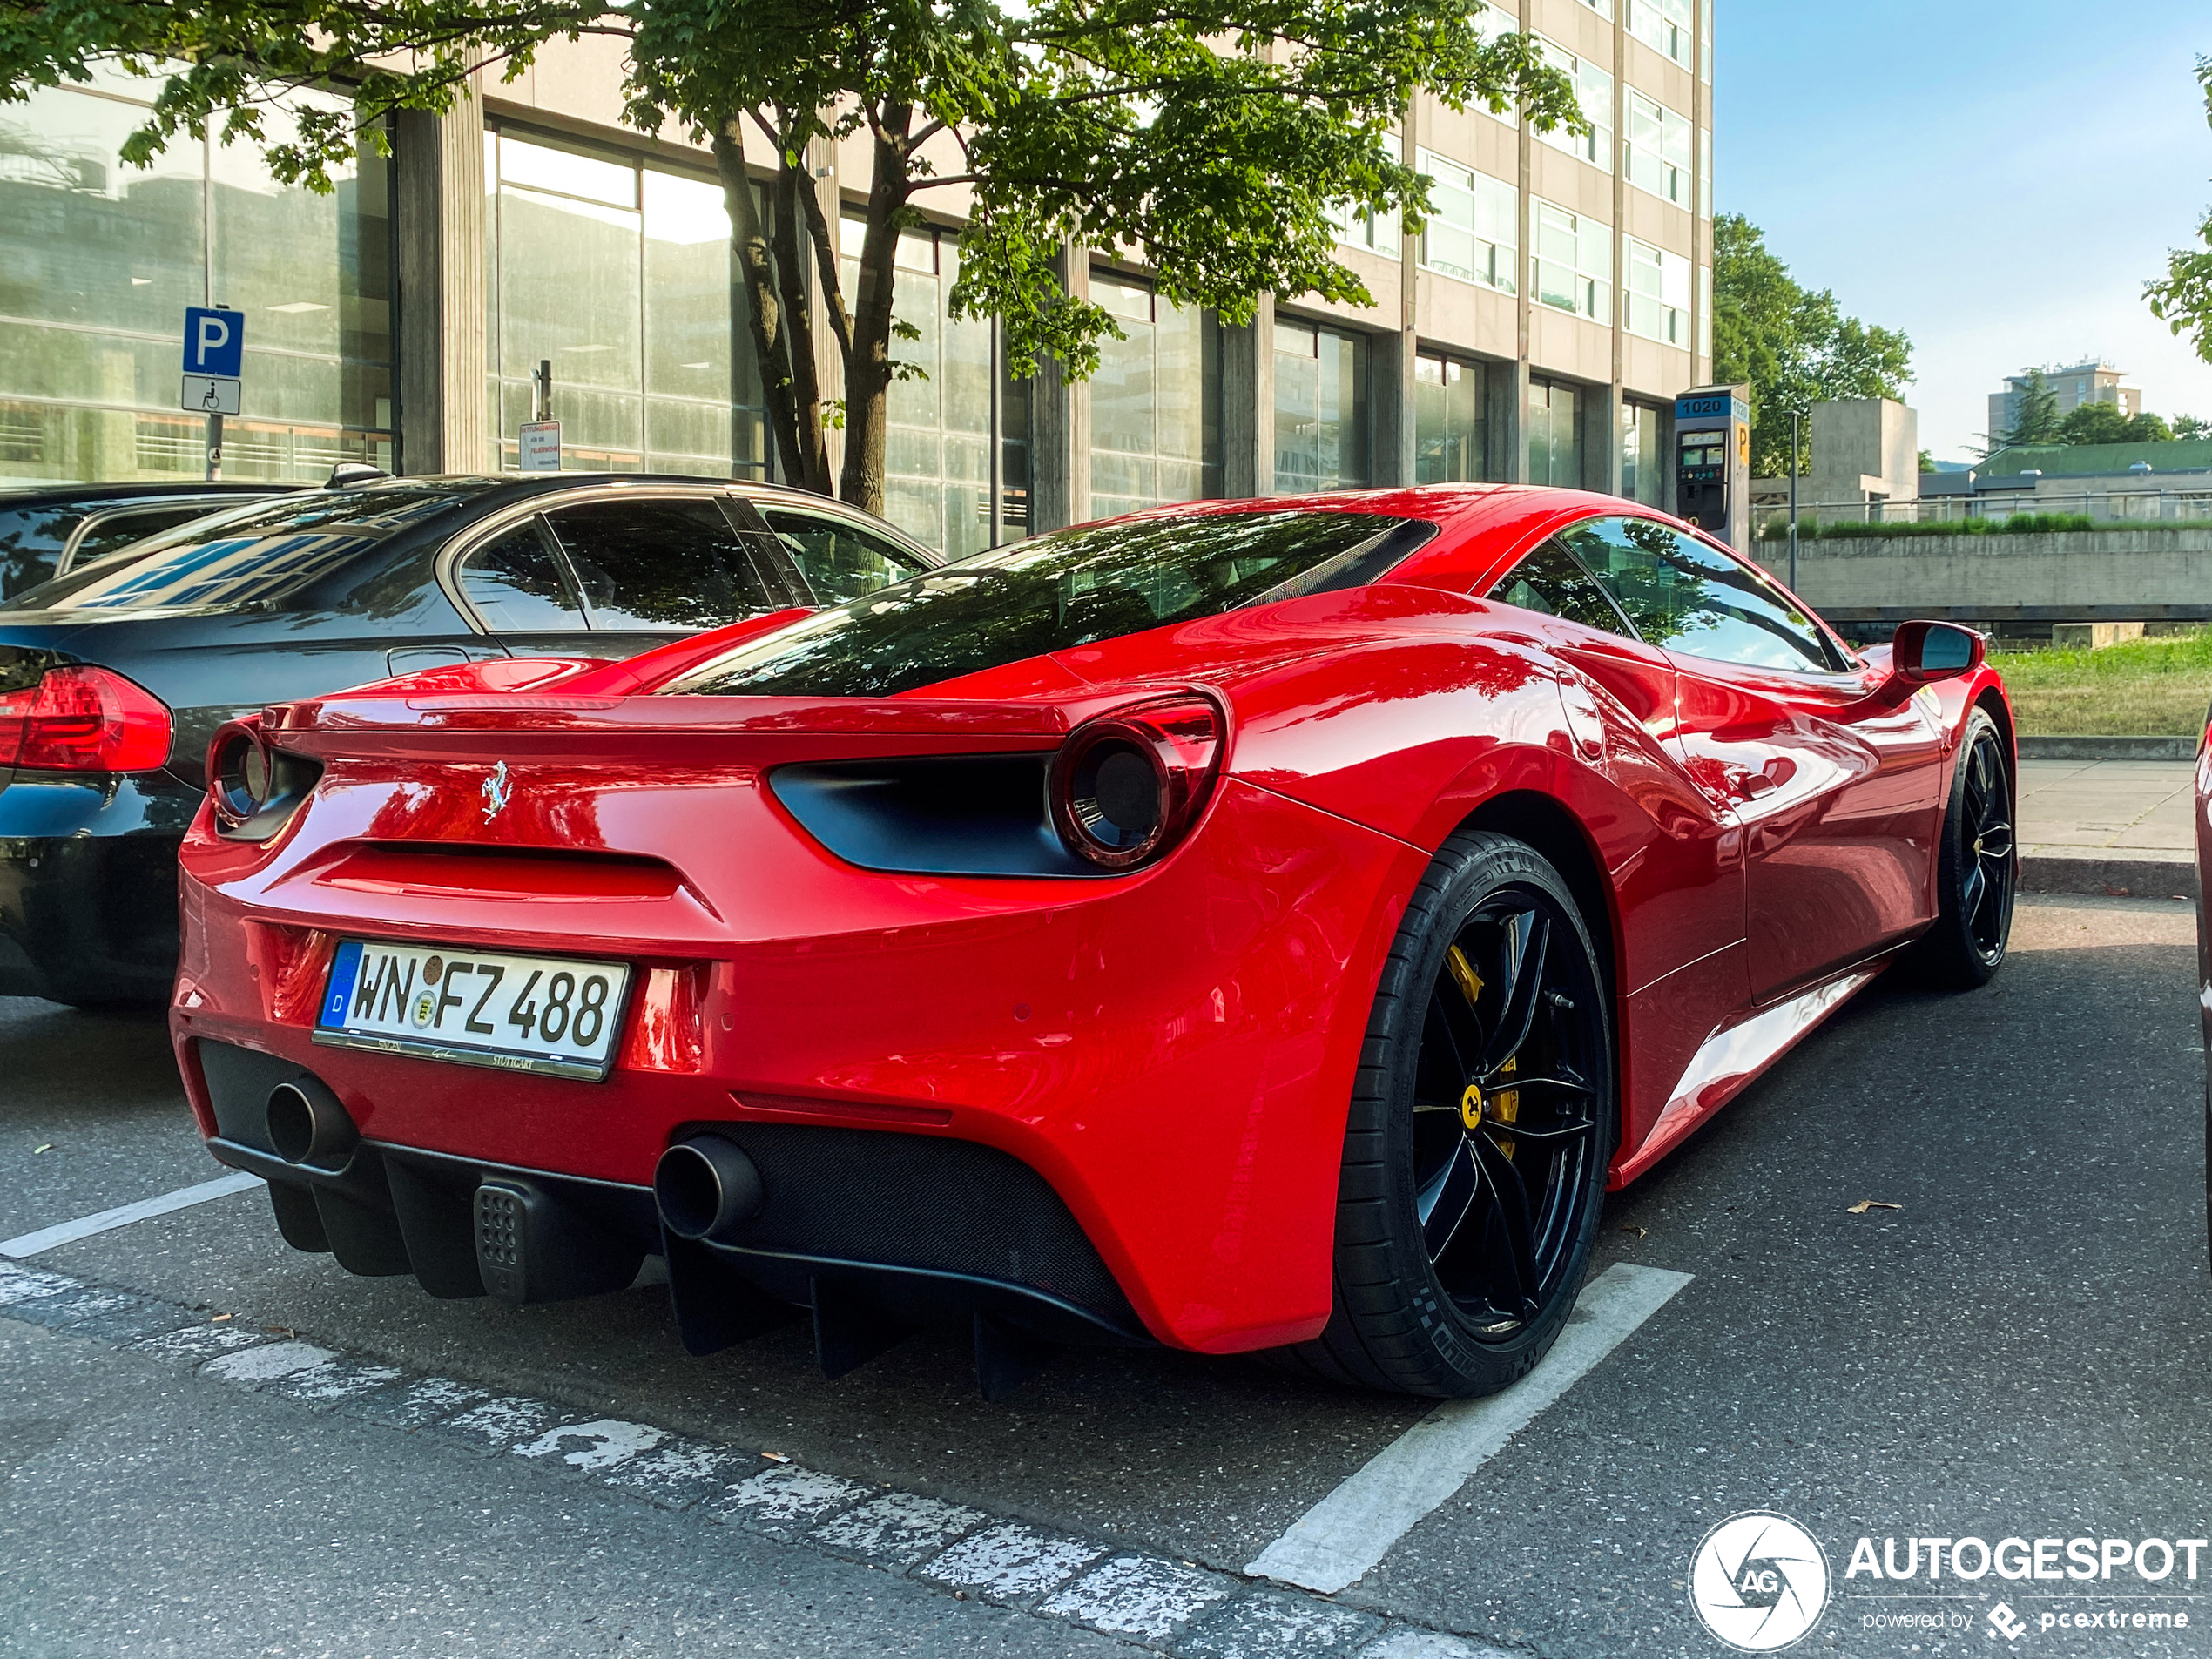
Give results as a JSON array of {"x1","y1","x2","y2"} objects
[
  {"x1": 665, "y1": 509, "x2": 1429, "y2": 698},
  {"x1": 5, "y1": 484, "x2": 491, "y2": 613}
]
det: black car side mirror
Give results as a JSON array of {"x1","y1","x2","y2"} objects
[{"x1": 1892, "y1": 620, "x2": 1984, "y2": 685}]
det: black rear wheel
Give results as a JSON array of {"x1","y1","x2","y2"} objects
[
  {"x1": 1279, "y1": 832, "x2": 1616, "y2": 1397},
  {"x1": 1906, "y1": 706, "x2": 2014, "y2": 989}
]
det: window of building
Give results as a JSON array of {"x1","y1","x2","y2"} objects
[
  {"x1": 840, "y1": 218, "x2": 1032, "y2": 558},
  {"x1": 1534, "y1": 38, "x2": 1613, "y2": 171},
  {"x1": 1329, "y1": 199, "x2": 1401, "y2": 259},
  {"x1": 1089, "y1": 270, "x2": 1221, "y2": 519},
  {"x1": 1575, "y1": 0, "x2": 1615, "y2": 17},
  {"x1": 1527, "y1": 379, "x2": 1583, "y2": 488},
  {"x1": 1419, "y1": 151, "x2": 1518, "y2": 294},
  {"x1": 1534, "y1": 201, "x2": 1610, "y2": 321},
  {"x1": 1623, "y1": 237, "x2": 1690, "y2": 345},
  {"x1": 1629, "y1": 0, "x2": 1694, "y2": 65},
  {"x1": 486, "y1": 130, "x2": 768, "y2": 480},
  {"x1": 1621, "y1": 401, "x2": 1663, "y2": 506},
  {"x1": 1414, "y1": 354, "x2": 1490, "y2": 483},
  {"x1": 1625, "y1": 91, "x2": 1692, "y2": 206},
  {"x1": 1699, "y1": 126, "x2": 1713, "y2": 219},
  {"x1": 1273, "y1": 320, "x2": 1369, "y2": 492},
  {"x1": 1702, "y1": 0, "x2": 1714, "y2": 82},
  {"x1": 0, "y1": 78, "x2": 392, "y2": 485}
]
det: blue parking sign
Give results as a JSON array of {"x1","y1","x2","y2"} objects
[{"x1": 184, "y1": 306, "x2": 244, "y2": 378}]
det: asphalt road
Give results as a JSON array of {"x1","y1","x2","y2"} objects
[{"x1": 2, "y1": 891, "x2": 2207, "y2": 1659}]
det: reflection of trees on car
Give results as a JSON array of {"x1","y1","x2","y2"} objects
[{"x1": 672, "y1": 511, "x2": 1422, "y2": 699}]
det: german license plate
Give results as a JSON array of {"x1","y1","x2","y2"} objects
[{"x1": 314, "y1": 939, "x2": 633, "y2": 1082}]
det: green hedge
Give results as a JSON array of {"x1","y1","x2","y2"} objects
[{"x1": 1756, "y1": 514, "x2": 2102, "y2": 542}]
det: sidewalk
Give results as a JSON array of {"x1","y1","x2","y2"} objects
[{"x1": 2016, "y1": 758, "x2": 2197, "y2": 899}]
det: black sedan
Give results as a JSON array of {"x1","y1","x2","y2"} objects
[
  {"x1": 0, "y1": 473, "x2": 940, "y2": 1006},
  {"x1": 0, "y1": 481, "x2": 305, "y2": 600}
]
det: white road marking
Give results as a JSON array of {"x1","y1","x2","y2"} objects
[
  {"x1": 0, "y1": 1171, "x2": 262, "y2": 1258},
  {"x1": 514, "y1": 1418, "x2": 669, "y2": 1473},
  {"x1": 204, "y1": 1339, "x2": 339, "y2": 1383},
  {"x1": 922, "y1": 1522, "x2": 1107, "y2": 1601},
  {"x1": 1246, "y1": 1263, "x2": 1695, "y2": 1594},
  {"x1": 1040, "y1": 1555, "x2": 1236, "y2": 1641}
]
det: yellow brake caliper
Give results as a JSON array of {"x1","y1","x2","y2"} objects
[{"x1": 1447, "y1": 946, "x2": 1518, "y2": 1158}]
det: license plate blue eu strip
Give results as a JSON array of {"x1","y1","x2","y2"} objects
[{"x1": 320, "y1": 939, "x2": 365, "y2": 1028}]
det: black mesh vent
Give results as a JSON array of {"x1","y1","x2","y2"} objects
[
  {"x1": 698, "y1": 1123, "x2": 1135, "y2": 1323},
  {"x1": 476, "y1": 1187, "x2": 522, "y2": 1268}
]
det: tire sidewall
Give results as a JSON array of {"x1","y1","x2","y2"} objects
[
  {"x1": 1935, "y1": 707, "x2": 2012, "y2": 981},
  {"x1": 1367, "y1": 833, "x2": 1618, "y2": 1393}
]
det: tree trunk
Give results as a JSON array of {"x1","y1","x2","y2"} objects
[
  {"x1": 769, "y1": 152, "x2": 833, "y2": 495},
  {"x1": 712, "y1": 130, "x2": 806, "y2": 489},
  {"x1": 837, "y1": 103, "x2": 913, "y2": 518}
]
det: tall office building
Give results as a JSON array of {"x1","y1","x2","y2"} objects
[{"x1": 0, "y1": 0, "x2": 1714, "y2": 549}]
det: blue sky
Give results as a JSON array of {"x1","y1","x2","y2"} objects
[{"x1": 1716, "y1": 3, "x2": 2212, "y2": 461}]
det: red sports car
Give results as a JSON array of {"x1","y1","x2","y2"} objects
[{"x1": 169, "y1": 488, "x2": 2015, "y2": 1399}]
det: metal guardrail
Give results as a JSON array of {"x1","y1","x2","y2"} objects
[{"x1": 1750, "y1": 489, "x2": 2212, "y2": 533}]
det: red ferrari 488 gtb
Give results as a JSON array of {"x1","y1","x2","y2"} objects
[{"x1": 171, "y1": 488, "x2": 2015, "y2": 1399}]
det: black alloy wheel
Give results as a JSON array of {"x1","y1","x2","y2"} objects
[
  {"x1": 1410, "y1": 889, "x2": 1607, "y2": 1343},
  {"x1": 1279, "y1": 831, "x2": 1617, "y2": 1398},
  {"x1": 1907, "y1": 705, "x2": 2015, "y2": 989},
  {"x1": 1957, "y1": 725, "x2": 2015, "y2": 962}
]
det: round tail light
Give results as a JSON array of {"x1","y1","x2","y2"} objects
[{"x1": 1049, "y1": 695, "x2": 1224, "y2": 871}]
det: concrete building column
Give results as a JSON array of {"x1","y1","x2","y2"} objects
[
  {"x1": 394, "y1": 89, "x2": 488, "y2": 475},
  {"x1": 1602, "y1": 0, "x2": 1629, "y2": 496},
  {"x1": 1029, "y1": 248, "x2": 1090, "y2": 532},
  {"x1": 1372, "y1": 326, "x2": 1419, "y2": 487},
  {"x1": 1220, "y1": 293, "x2": 1276, "y2": 499}
]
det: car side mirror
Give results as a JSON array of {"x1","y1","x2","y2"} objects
[{"x1": 1892, "y1": 620, "x2": 1983, "y2": 685}]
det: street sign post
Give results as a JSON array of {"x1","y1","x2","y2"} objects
[{"x1": 181, "y1": 306, "x2": 244, "y2": 482}]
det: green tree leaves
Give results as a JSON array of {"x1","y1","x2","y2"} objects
[
  {"x1": 2146, "y1": 55, "x2": 2212, "y2": 367},
  {"x1": 1710, "y1": 212, "x2": 1912, "y2": 480},
  {"x1": 0, "y1": 0, "x2": 1583, "y2": 516}
]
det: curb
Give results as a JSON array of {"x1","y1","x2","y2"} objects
[
  {"x1": 2018, "y1": 852, "x2": 2197, "y2": 900},
  {"x1": 2017, "y1": 736, "x2": 2196, "y2": 762},
  {"x1": 0, "y1": 1258, "x2": 1523, "y2": 1659}
]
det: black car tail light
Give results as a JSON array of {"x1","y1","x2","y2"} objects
[
  {"x1": 206, "y1": 718, "x2": 321, "y2": 841},
  {"x1": 1049, "y1": 696, "x2": 1224, "y2": 872},
  {"x1": 0, "y1": 665, "x2": 172, "y2": 772}
]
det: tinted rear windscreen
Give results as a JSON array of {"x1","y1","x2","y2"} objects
[
  {"x1": 666, "y1": 509, "x2": 1425, "y2": 698},
  {"x1": 4, "y1": 484, "x2": 490, "y2": 613}
]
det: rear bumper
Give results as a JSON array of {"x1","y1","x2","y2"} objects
[
  {"x1": 172, "y1": 779, "x2": 1430, "y2": 1352},
  {"x1": 196, "y1": 1035, "x2": 1148, "y2": 1349},
  {"x1": 0, "y1": 771, "x2": 195, "y2": 1003}
]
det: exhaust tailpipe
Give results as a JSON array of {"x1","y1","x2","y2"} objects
[
  {"x1": 655, "y1": 1136, "x2": 765, "y2": 1241},
  {"x1": 265, "y1": 1077, "x2": 357, "y2": 1168}
]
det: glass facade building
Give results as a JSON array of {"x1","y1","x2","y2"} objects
[
  {"x1": 1273, "y1": 320, "x2": 1369, "y2": 494},
  {"x1": 1414, "y1": 354, "x2": 1489, "y2": 484},
  {"x1": 0, "y1": 74, "x2": 392, "y2": 485},
  {"x1": 484, "y1": 129, "x2": 766, "y2": 477},
  {"x1": 3, "y1": 0, "x2": 1712, "y2": 535},
  {"x1": 1089, "y1": 271, "x2": 1220, "y2": 520}
]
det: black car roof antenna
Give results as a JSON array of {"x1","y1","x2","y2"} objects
[{"x1": 328, "y1": 462, "x2": 393, "y2": 488}]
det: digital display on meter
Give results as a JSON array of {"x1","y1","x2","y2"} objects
[{"x1": 1677, "y1": 432, "x2": 1727, "y2": 482}]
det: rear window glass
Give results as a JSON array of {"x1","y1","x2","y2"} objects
[
  {"x1": 666, "y1": 509, "x2": 1426, "y2": 698},
  {"x1": 6, "y1": 484, "x2": 489, "y2": 614}
]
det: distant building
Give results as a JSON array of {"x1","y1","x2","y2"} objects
[
  {"x1": 1923, "y1": 436, "x2": 2212, "y2": 520},
  {"x1": 1749, "y1": 395, "x2": 1919, "y2": 510},
  {"x1": 1986, "y1": 360, "x2": 2141, "y2": 445}
]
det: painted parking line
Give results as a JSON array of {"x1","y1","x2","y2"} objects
[
  {"x1": 0, "y1": 1170, "x2": 263, "y2": 1258},
  {"x1": 1247, "y1": 1262, "x2": 1695, "y2": 1595},
  {"x1": 0, "y1": 1259, "x2": 1519, "y2": 1659}
]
